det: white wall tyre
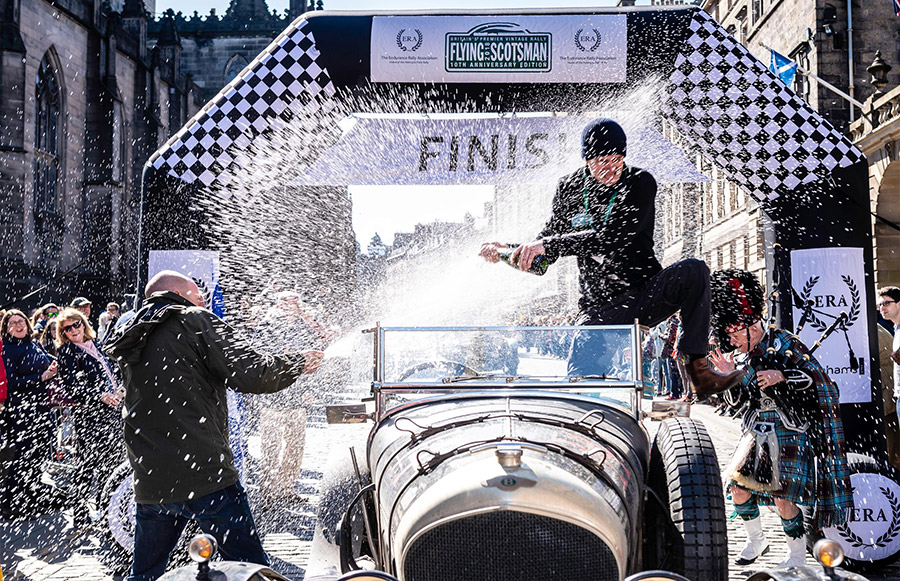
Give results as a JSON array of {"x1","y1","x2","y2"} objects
[{"x1": 821, "y1": 456, "x2": 900, "y2": 570}]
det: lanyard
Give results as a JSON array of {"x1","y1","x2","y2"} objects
[{"x1": 582, "y1": 167, "x2": 620, "y2": 226}]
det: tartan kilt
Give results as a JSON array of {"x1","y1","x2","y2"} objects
[{"x1": 728, "y1": 411, "x2": 815, "y2": 506}]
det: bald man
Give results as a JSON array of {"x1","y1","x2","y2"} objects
[{"x1": 105, "y1": 271, "x2": 323, "y2": 580}]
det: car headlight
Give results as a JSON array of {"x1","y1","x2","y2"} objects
[
  {"x1": 188, "y1": 534, "x2": 218, "y2": 564},
  {"x1": 813, "y1": 538, "x2": 845, "y2": 568},
  {"x1": 625, "y1": 572, "x2": 692, "y2": 581}
]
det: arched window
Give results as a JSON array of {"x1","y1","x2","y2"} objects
[
  {"x1": 225, "y1": 54, "x2": 249, "y2": 83},
  {"x1": 34, "y1": 53, "x2": 62, "y2": 219},
  {"x1": 112, "y1": 102, "x2": 123, "y2": 182}
]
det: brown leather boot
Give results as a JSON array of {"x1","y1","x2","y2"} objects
[{"x1": 684, "y1": 357, "x2": 746, "y2": 396}]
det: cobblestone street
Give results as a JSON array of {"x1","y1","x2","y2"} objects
[{"x1": 2, "y1": 399, "x2": 899, "y2": 581}]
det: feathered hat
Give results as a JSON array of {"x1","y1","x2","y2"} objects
[{"x1": 711, "y1": 269, "x2": 765, "y2": 352}]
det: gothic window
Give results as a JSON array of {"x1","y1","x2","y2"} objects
[
  {"x1": 744, "y1": 235, "x2": 750, "y2": 269},
  {"x1": 225, "y1": 54, "x2": 249, "y2": 83},
  {"x1": 112, "y1": 102, "x2": 123, "y2": 182},
  {"x1": 751, "y1": 0, "x2": 763, "y2": 24},
  {"x1": 34, "y1": 53, "x2": 62, "y2": 220},
  {"x1": 791, "y1": 44, "x2": 811, "y2": 103},
  {"x1": 716, "y1": 170, "x2": 726, "y2": 219},
  {"x1": 675, "y1": 189, "x2": 683, "y2": 235}
]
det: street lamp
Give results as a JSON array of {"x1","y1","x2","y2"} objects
[{"x1": 867, "y1": 50, "x2": 892, "y2": 95}]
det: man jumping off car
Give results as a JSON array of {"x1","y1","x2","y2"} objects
[{"x1": 479, "y1": 117, "x2": 742, "y2": 395}]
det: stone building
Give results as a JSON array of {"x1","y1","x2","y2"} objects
[
  {"x1": 703, "y1": 0, "x2": 900, "y2": 134},
  {"x1": 0, "y1": 0, "x2": 325, "y2": 311},
  {"x1": 148, "y1": 0, "x2": 319, "y2": 105},
  {"x1": 655, "y1": 0, "x2": 900, "y2": 286},
  {"x1": 0, "y1": 0, "x2": 205, "y2": 309},
  {"x1": 850, "y1": 77, "x2": 900, "y2": 288},
  {"x1": 656, "y1": 121, "x2": 768, "y2": 283}
]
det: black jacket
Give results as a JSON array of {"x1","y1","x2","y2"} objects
[
  {"x1": 57, "y1": 341, "x2": 123, "y2": 436},
  {"x1": 57, "y1": 341, "x2": 121, "y2": 406},
  {"x1": 540, "y1": 165, "x2": 661, "y2": 310},
  {"x1": 104, "y1": 292, "x2": 305, "y2": 504},
  {"x1": 1, "y1": 336, "x2": 53, "y2": 427}
]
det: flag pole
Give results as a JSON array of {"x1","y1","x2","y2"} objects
[{"x1": 759, "y1": 42, "x2": 873, "y2": 124}]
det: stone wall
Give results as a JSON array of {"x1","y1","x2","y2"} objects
[
  {"x1": 19, "y1": 0, "x2": 90, "y2": 270},
  {"x1": 179, "y1": 36, "x2": 277, "y2": 100},
  {"x1": 0, "y1": 1, "x2": 203, "y2": 308}
]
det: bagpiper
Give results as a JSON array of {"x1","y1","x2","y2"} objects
[{"x1": 708, "y1": 269, "x2": 852, "y2": 567}]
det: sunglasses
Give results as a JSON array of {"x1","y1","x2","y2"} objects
[
  {"x1": 62, "y1": 320, "x2": 83, "y2": 333},
  {"x1": 45, "y1": 311, "x2": 58, "y2": 317}
]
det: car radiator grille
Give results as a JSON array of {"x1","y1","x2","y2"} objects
[{"x1": 402, "y1": 511, "x2": 619, "y2": 581}]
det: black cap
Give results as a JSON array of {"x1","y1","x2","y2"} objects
[
  {"x1": 711, "y1": 269, "x2": 764, "y2": 352},
  {"x1": 581, "y1": 118, "x2": 627, "y2": 159},
  {"x1": 70, "y1": 297, "x2": 91, "y2": 307}
]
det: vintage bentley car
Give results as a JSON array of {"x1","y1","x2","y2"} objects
[
  {"x1": 159, "y1": 324, "x2": 871, "y2": 581},
  {"x1": 307, "y1": 324, "x2": 729, "y2": 581}
]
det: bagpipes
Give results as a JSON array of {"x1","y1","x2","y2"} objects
[{"x1": 723, "y1": 244, "x2": 845, "y2": 419}]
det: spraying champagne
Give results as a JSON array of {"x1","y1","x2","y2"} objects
[{"x1": 497, "y1": 246, "x2": 549, "y2": 276}]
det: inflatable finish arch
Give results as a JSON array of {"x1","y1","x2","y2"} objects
[{"x1": 142, "y1": 8, "x2": 881, "y2": 459}]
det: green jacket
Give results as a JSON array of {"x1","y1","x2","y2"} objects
[{"x1": 104, "y1": 291, "x2": 305, "y2": 504}]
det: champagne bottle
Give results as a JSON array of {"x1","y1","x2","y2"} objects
[{"x1": 497, "y1": 247, "x2": 549, "y2": 276}]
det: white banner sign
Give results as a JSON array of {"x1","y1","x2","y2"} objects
[
  {"x1": 824, "y1": 472, "x2": 900, "y2": 562},
  {"x1": 790, "y1": 247, "x2": 871, "y2": 404},
  {"x1": 294, "y1": 115, "x2": 708, "y2": 186},
  {"x1": 371, "y1": 15, "x2": 627, "y2": 83},
  {"x1": 148, "y1": 250, "x2": 224, "y2": 318}
]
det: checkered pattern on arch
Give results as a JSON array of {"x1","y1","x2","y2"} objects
[
  {"x1": 663, "y1": 9, "x2": 863, "y2": 201},
  {"x1": 149, "y1": 19, "x2": 336, "y2": 186}
]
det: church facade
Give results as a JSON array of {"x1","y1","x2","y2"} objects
[{"x1": 0, "y1": 0, "x2": 320, "y2": 310}]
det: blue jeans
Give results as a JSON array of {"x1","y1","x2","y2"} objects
[{"x1": 128, "y1": 482, "x2": 268, "y2": 581}]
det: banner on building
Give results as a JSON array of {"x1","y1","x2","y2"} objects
[
  {"x1": 371, "y1": 15, "x2": 627, "y2": 83},
  {"x1": 790, "y1": 247, "x2": 871, "y2": 404}
]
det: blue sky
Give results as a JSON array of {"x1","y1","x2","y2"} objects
[{"x1": 156, "y1": 0, "x2": 640, "y2": 18}]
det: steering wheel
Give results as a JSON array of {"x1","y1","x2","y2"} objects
[{"x1": 395, "y1": 360, "x2": 471, "y2": 382}]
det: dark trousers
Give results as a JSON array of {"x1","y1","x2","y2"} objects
[
  {"x1": 660, "y1": 356, "x2": 683, "y2": 398},
  {"x1": 569, "y1": 259, "x2": 711, "y2": 375},
  {"x1": 0, "y1": 405, "x2": 55, "y2": 514},
  {"x1": 73, "y1": 408, "x2": 123, "y2": 506},
  {"x1": 128, "y1": 482, "x2": 268, "y2": 581}
]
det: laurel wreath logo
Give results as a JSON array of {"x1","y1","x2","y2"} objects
[
  {"x1": 836, "y1": 486, "x2": 900, "y2": 549},
  {"x1": 574, "y1": 28, "x2": 602, "y2": 52},
  {"x1": 799, "y1": 275, "x2": 860, "y2": 332},
  {"x1": 192, "y1": 277, "x2": 213, "y2": 307},
  {"x1": 396, "y1": 28, "x2": 423, "y2": 52}
]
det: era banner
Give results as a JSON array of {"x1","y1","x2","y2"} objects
[
  {"x1": 790, "y1": 247, "x2": 871, "y2": 404},
  {"x1": 371, "y1": 15, "x2": 627, "y2": 83}
]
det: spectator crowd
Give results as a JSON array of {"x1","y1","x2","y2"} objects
[
  {"x1": 0, "y1": 286, "x2": 337, "y2": 537},
  {"x1": 0, "y1": 296, "x2": 129, "y2": 524}
]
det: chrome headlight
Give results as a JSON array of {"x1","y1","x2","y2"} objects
[
  {"x1": 188, "y1": 534, "x2": 217, "y2": 564},
  {"x1": 813, "y1": 538, "x2": 845, "y2": 568}
]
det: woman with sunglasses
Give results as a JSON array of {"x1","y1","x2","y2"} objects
[
  {"x1": 0, "y1": 309, "x2": 63, "y2": 519},
  {"x1": 56, "y1": 308, "x2": 125, "y2": 527}
]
